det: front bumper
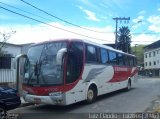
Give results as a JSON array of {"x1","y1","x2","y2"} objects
[{"x1": 23, "y1": 93, "x2": 65, "y2": 105}]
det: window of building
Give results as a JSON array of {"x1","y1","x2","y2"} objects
[
  {"x1": 149, "y1": 62, "x2": 151, "y2": 66},
  {"x1": 157, "y1": 60, "x2": 159, "y2": 64},
  {"x1": 86, "y1": 45, "x2": 97, "y2": 62},
  {"x1": 153, "y1": 51, "x2": 156, "y2": 57},
  {"x1": 149, "y1": 52, "x2": 151, "y2": 57},
  {"x1": 0, "y1": 55, "x2": 11, "y2": 69},
  {"x1": 145, "y1": 62, "x2": 147, "y2": 66},
  {"x1": 157, "y1": 50, "x2": 159, "y2": 54},
  {"x1": 154, "y1": 61, "x2": 156, "y2": 65},
  {"x1": 100, "y1": 48, "x2": 109, "y2": 64},
  {"x1": 145, "y1": 54, "x2": 147, "y2": 58}
]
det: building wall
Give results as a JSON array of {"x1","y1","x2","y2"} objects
[
  {"x1": 144, "y1": 47, "x2": 160, "y2": 76},
  {"x1": 1, "y1": 44, "x2": 21, "y2": 57},
  {"x1": 144, "y1": 48, "x2": 160, "y2": 69},
  {"x1": 0, "y1": 44, "x2": 21, "y2": 84},
  {"x1": 0, "y1": 43, "x2": 32, "y2": 85}
]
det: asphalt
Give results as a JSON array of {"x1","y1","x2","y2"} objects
[{"x1": 19, "y1": 76, "x2": 160, "y2": 113}]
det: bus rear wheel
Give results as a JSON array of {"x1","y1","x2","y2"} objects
[{"x1": 86, "y1": 86, "x2": 97, "y2": 104}]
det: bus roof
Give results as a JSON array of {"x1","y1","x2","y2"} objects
[
  {"x1": 31, "y1": 38, "x2": 136, "y2": 57},
  {"x1": 80, "y1": 39, "x2": 136, "y2": 57}
]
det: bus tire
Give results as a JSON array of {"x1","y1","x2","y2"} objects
[
  {"x1": 86, "y1": 86, "x2": 97, "y2": 104},
  {"x1": 125, "y1": 79, "x2": 131, "y2": 91}
]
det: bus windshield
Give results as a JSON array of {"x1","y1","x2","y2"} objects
[{"x1": 23, "y1": 42, "x2": 67, "y2": 86}]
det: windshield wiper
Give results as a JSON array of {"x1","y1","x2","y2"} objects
[
  {"x1": 27, "y1": 61, "x2": 41, "y2": 85},
  {"x1": 35, "y1": 61, "x2": 41, "y2": 84}
]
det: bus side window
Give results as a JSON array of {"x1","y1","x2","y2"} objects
[
  {"x1": 108, "y1": 51, "x2": 118, "y2": 65},
  {"x1": 123, "y1": 55, "x2": 129, "y2": 66},
  {"x1": 129, "y1": 56, "x2": 134, "y2": 66},
  {"x1": 100, "y1": 48, "x2": 109, "y2": 64},
  {"x1": 133, "y1": 57, "x2": 137, "y2": 66},
  {"x1": 86, "y1": 45, "x2": 98, "y2": 63},
  {"x1": 118, "y1": 53, "x2": 124, "y2": 66}
]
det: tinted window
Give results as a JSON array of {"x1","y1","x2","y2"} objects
[
  {"x1": 100, "y1": 48, "x2": 109, "y2": 64},
  {"x1": 86, "y1": 45, "x2": 97, "y2": 62},
  {"x1": 66, "y1": 42, "x2": 83, "y2": 84},
  {"x1": 133, "y1": 57, "x2": 137, "y2": 66},
  {"x1": 118, "y1": 53, "x2": 124, "y2": 66},
  {"x1": 108, "y1": 51, "x2": 118, "y2": 65},
  {"x1": 0, "y1": 56, "x2": 11, "y2": 69},
  {"x1": 129, "y1": 56, "x2": 134, "y2": 66},
  {"x1": 124, "y1": 55, "x2": 129, "y2": 66},
  {"x1": 24, "y1": 42, "x2": 67, "y2": 85}
]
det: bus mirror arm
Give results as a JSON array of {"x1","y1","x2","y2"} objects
[
  {"x1": 56, "y1": 48, "x2": 67, "y2": 65},
  {"x1": 15, "y1": 54, "x2": 28, "y2": 93}
]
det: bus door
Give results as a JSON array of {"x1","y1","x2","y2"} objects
[{"x1": 64, "y1": 41, "x2": 85, "y2": 104}]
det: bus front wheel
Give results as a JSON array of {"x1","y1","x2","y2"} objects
[{"x1": 86, "y1": 86, "x2": 97, "y2": 104}]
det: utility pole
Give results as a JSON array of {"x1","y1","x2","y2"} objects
[
  {"x1": 113, "y1": 17, "x2": 130, "y2": 49},
  {"x1": 134, "y1": 44, "x2": 138, "y2": 54}
]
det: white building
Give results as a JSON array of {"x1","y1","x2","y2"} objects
[
  {"x1": 0, "y1": 42, "x2": 33, "y2": 84},
  {"x1": 144, "y1": 40, "x2": 160, "y2": 76}
]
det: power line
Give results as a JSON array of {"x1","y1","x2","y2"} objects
[
  {"x1": 0, "y1": 6, "x2": 111, "y2": 42},
  {"x1": 19, "y1": 0, "x2": 109, "y2": 33},
  {"x1": 0, "y1": 5, "x2": 159, "y2": 43},
  {"x1": 132, "y1": 32, "x2": 160, "y2": 35},
  {"x1": 132, "y1": 41, "x2": 158, "y2": 42},
  {"x1": 1, "y1": 1, "x2": 159, "y2": 36},
  {"x1": 0, "y1": 1, "x2": 54, "y2": 22}
]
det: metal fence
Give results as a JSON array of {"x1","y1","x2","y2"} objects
[{"x1": 0, "y1": 69, "x2": 16, "y2": 83}]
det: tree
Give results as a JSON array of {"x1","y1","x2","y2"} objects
[
  {"x1": 117, "y1": 26, "x2": 131, "y2": 53},
  {"x1": 0, "y1": 30, "x2": 16, "y2": 55},
  {"x1": 131, "y1": 45, "x2": 145, "y2": 66}
]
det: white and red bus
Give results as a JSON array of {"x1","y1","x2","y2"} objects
[{"x1": 17, "y1": 39, "x2": 138, "y2": 105}]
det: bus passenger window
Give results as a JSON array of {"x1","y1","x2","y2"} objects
[
  {"x1": 129, "y1": 57, "x2": 134, "y2": 66},
  {"x1": 118, "y1": 53, "x2": 124, "y2": 66},
  {"x1": 133, "y1": 58, "x2": 137, "y2": 66},
  {"x1": 86, "y1": 45, "x2": 97, "y2": 62},
  {"x1": 124, "y1": 56, "x2": 130, "y2": 66},
  {"x1": 108, "y1": 51, "x2": 118, "y2": 65},
  {"x1": 100, "y1": 48, "x2": 109, "y2": 64}
]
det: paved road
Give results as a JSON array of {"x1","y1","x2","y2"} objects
[{"x1": 9, "y1": 77, "x2": 160, "y2": 119}]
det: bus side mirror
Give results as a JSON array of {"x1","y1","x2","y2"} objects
[{"x1": 56, "y1": 48, "x2": 67, "y2": 65}]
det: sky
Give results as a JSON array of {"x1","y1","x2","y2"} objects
[{"x1": 0, "y1": 0, "x2": 160, "y2": 46}]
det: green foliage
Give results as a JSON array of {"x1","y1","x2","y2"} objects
[
  {"x1": 117, "y1": 26, "x2": 131, "y2": 53},
  {"x1": 131, "y1": 45, "x2": 146, "y2": 66}
]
